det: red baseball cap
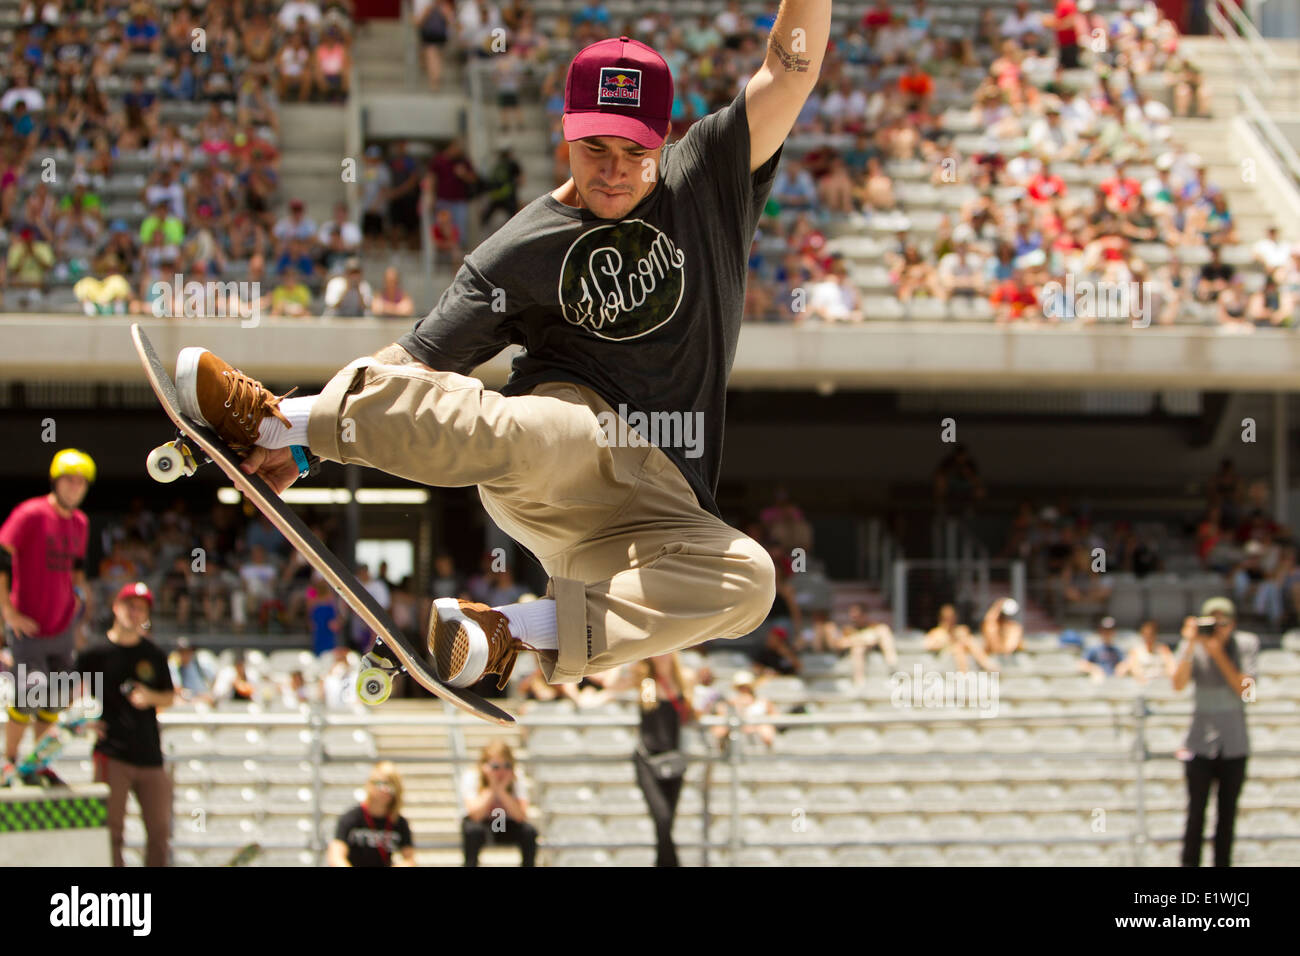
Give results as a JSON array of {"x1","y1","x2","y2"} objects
[
  {"x1": 115, "y1": 582, "x2": 154, "y2": 608},
  {"x1": 563, "y1": 36, "x2": 673, "y2": 149}
]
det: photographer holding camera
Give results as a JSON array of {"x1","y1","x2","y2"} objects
[{"x1": 1172, "y1": 597, "x2": 1258, "y2": 867}]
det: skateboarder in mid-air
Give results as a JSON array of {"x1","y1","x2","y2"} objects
[{"x1": 172, "y1": 4, "x2": 832, "y2": 692}]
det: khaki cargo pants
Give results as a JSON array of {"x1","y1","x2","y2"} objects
[{"x1": 307, "y1": 357, "x2": 776, "y2": 683}]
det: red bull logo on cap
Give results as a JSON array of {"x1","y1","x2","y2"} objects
[{"x1": 598, "y1": 66, "x2": 641, "y2": 107}]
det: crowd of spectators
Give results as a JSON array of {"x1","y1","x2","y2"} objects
[
  {"x1": 719, "y1": 0, "x2": 1297, "y2": 328},
  {"x1": 0, "y1": 0, "x2": 360, "y2": 314}
]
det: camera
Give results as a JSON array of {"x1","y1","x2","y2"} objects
[{"x1": 1196, "y1": 616, "x2": 1219, "y2": 637}]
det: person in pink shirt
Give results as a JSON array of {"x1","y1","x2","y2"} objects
[{"x1": 1, "y1": 449, "x2": 94, "y2": 785}]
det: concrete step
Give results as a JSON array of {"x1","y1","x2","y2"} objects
[{"x1": 279, "y1": 104, "x2": 350, "y2": 153}]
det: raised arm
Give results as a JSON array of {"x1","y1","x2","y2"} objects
[{"x1": 744, "y1": 0, "x2": 832, "y2": 173}]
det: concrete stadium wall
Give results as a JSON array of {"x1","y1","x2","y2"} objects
[{"x1": 5, "y1": 317, "x2": 1300, "y2": 392}]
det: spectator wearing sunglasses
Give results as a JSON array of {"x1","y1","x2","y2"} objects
[
  {"x1": 461, "y1": 740, "x2": 537, "y2": 867},
  {"x1": 328, "y1": 762, "x2": 417, "y2": 867}
]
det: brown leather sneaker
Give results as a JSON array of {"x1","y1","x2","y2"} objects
[
  {"x1": 175, "y1": 347, "x2": 294, "y2": 450},
  {"x1": 428, "y1": 597, "x2": 537, "y2": 690}
]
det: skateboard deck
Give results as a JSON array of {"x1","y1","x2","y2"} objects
[{"x1": 130, "y1": 324, "x2": 513, "y2": 725}]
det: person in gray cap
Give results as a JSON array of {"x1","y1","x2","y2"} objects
[{"x1": 1173, "y1": 597, "x2": 1258, "y2": 866}]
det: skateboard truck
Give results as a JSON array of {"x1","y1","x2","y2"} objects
[
  {"x1": 356, "y1": 646, "x2": 407, "y2": 706},
  {"x1": 146, "y1": 434, "x2": 203, "y2": 483}
]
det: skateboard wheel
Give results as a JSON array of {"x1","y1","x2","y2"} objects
[
  {"x1": 146, "y1": 444, "x2": 186, "y2": 483},
  {"x1": 357, "y1": 668, "x2": 392, "y2": 706}
]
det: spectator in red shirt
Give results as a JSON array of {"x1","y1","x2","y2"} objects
[
  {"x1": 862, "y1": 0, "x2": 893, "y2": 31},
  {"x1": 1026, "y1": 162, "x2": 1067, "y2": 204},
  {"x1": 990, "y1": 269, "x2": 1038, "y2": 323},
  {"x1": 1044, "y1": 0, "x2": 1084, "y2": 69},
  {"x1": 898, "y1": 58, "x2": 934, "y2": 111},
  {"x1": 1100, "y1": 161, "x2": 1142, "y2": 215}
]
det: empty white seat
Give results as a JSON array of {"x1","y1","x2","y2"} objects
[
  {"x1": 943, "y1": 845, "x2": 999, "y2": 866},
  {"x1": 321, "y1": 728, "x2": 377, "y2": 759},
  {"x1": 780, "y1": 847, "x2": 835, "y2": 866},
  {"x1": 525, "y1": 728, "x2": 583, "y2": 756},
  {"x1": 889, "y1": 846, "x2": 945, "y2": 866}
]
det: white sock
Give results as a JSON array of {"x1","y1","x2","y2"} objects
[
  {"x1": 498, "y1": 599, "x2": 558, "y2": 650},
  {"x1": 257, "y1": 395, "x2": 317, "y2": 449}
]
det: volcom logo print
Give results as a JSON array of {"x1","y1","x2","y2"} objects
[
  {"x1": 558, "y1": 219, "x2": 685, "y2": 340},
  {"x1": 598, "y1": 67, "x2": 641, "y2": 107}
]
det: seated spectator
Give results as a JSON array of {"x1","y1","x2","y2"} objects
[
  {"x1": 1247, "y1": 274, "x2": 1294, "y2": 328},
  {"x1": 212, "y1": 650, "x2": 259, "y2": 703},
  {"x1": 713, "y1": 671, "x2": 778, "y2": 749},
  {"x1": 1196, "y1": 246, "x2": 1234, "y2": 303},
  {"x1": 360, "y1": 146, "x2": 392, "y2": 248},
  {"x1": 805, "y1": 260, "x2": 864, "y2": 323},
  {"x1": 270, "y1": 267, "x2": 314, "y2": 317},
  {"x1": 798, "y1": 608, "x2": 842, "y2": 654},
  {"x1": 125, "y1": 2, "x2": 162, "y2": 54},
  {"x1": 314, "y1": 23, "x2": 352, "y2": 101},
  {"x1": 925, "y1": 603, "x2": 995, "y2": 673},
  {"x1": 816, "y1": 157, "x2": 855, "y2": 213},
  {"x1": 322, "y1": 258, "x2": 372, "y2": 317},
  {"x1": 1216, "y1": 280, "x2": 1251, "y2": 332},
  {"x1": 1173, "y1": 58, "x2": 1211, "y2": 118},
  {"x1": 1115, "y1": 619, "x2": 1176, "y2": 684},
  {"x1": 328, "y1": 761, "x2": 417, "y2": 867},
  {"x1": 982, "y1": 597, "x2": 1023, "y2": 656},
  {"x1": 278, "y1": 32, "x2": 315, "y2": 102},
  {"x1": 990, "y1": 267, "x2": 1038, "y2": 323},
  {"x1": 834, "y1": 603, "x2": 898, "y2": 685},
  {"x1": 6, "y1": 226, "x2": 55, "y2": 305},
  {"x1": 937, "y1": 240, "x2": 987, "y2": 299},
  {"x1": 276, "y1": 236, "x2": 320, "y2": 280},
  {"x1": 771, "y1": 159, "x2": 818, "y2": 211},
  {"x1": 168, "y1": 638, "x2": 215, "y2": 704},
  {"x1": 1079, "y1": 615, "x2": 1124, "y2": 682},
  {"x1": 751, "y1": 625, "x2": 802, "y2": 677},
  {"x1": 371, "y1": 266, "x2": 415, "y2": 317},
  {"x1": 1253, "y1": 226, "x2": 1292, "y2": 273},
  {"x1": 854, "y1": 156, "x2": 896, "y2": 212},
  {"x1": 894, "y1": 243, "x2": 942, "y2": 302},
  {"x1": 318, "y1": 202, "x2": 361, "y2": 271},
  {"x1": 431, "y1": 207, "x2": 463, "y2": 268},
  {"x1": 461, "y1": 741, "x2": 536, "y2": 867}
]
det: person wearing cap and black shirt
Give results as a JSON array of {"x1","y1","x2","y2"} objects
[
  {"x1": 165, "y1": 7, "x2": 833, "y2": 695},
  {"x1": 1173, "y1": 597, "x2": 1258, "y2": 867},
  {"x1": 75, "y1": 582, "x2": 175, "y2": 867}
]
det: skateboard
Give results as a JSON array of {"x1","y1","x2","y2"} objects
[
  {"x1": 0, "y1": 713, "x2": 91, "y2": 787},
  {"x1": 130, "y1": 324, "x2": 514, "y2": 726}
]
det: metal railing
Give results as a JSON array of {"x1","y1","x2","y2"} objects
[{"x1": 111, "y1": 696, "x2": 1300, "y2": 865}]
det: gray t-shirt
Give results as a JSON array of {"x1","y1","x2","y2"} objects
[
  {"x1": 398, "y1": 86, "x2": 782, "y2": 519},
  {"x1": 1177, "y1": 629, "x2": 1259, "y2": 759}
]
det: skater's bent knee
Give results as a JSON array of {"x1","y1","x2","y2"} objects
[{"x1": 732, "y1": 538, "x2": 777, "y2": 633}]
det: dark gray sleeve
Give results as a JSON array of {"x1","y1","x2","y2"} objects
[
  {"x1": 674, "y1": 83, "x2": 783, "y2": 232},
  {"x1": 396, "y1": 257, "x2": 517, "y2": 375}
]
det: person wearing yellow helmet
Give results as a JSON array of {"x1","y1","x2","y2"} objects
[{"x1": 0, "y1": 448, "x2": 94, "y2": 786}]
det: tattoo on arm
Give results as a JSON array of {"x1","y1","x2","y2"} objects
[{"x1": 770, "y1": 38, "x2": 810, "y2": 73}]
